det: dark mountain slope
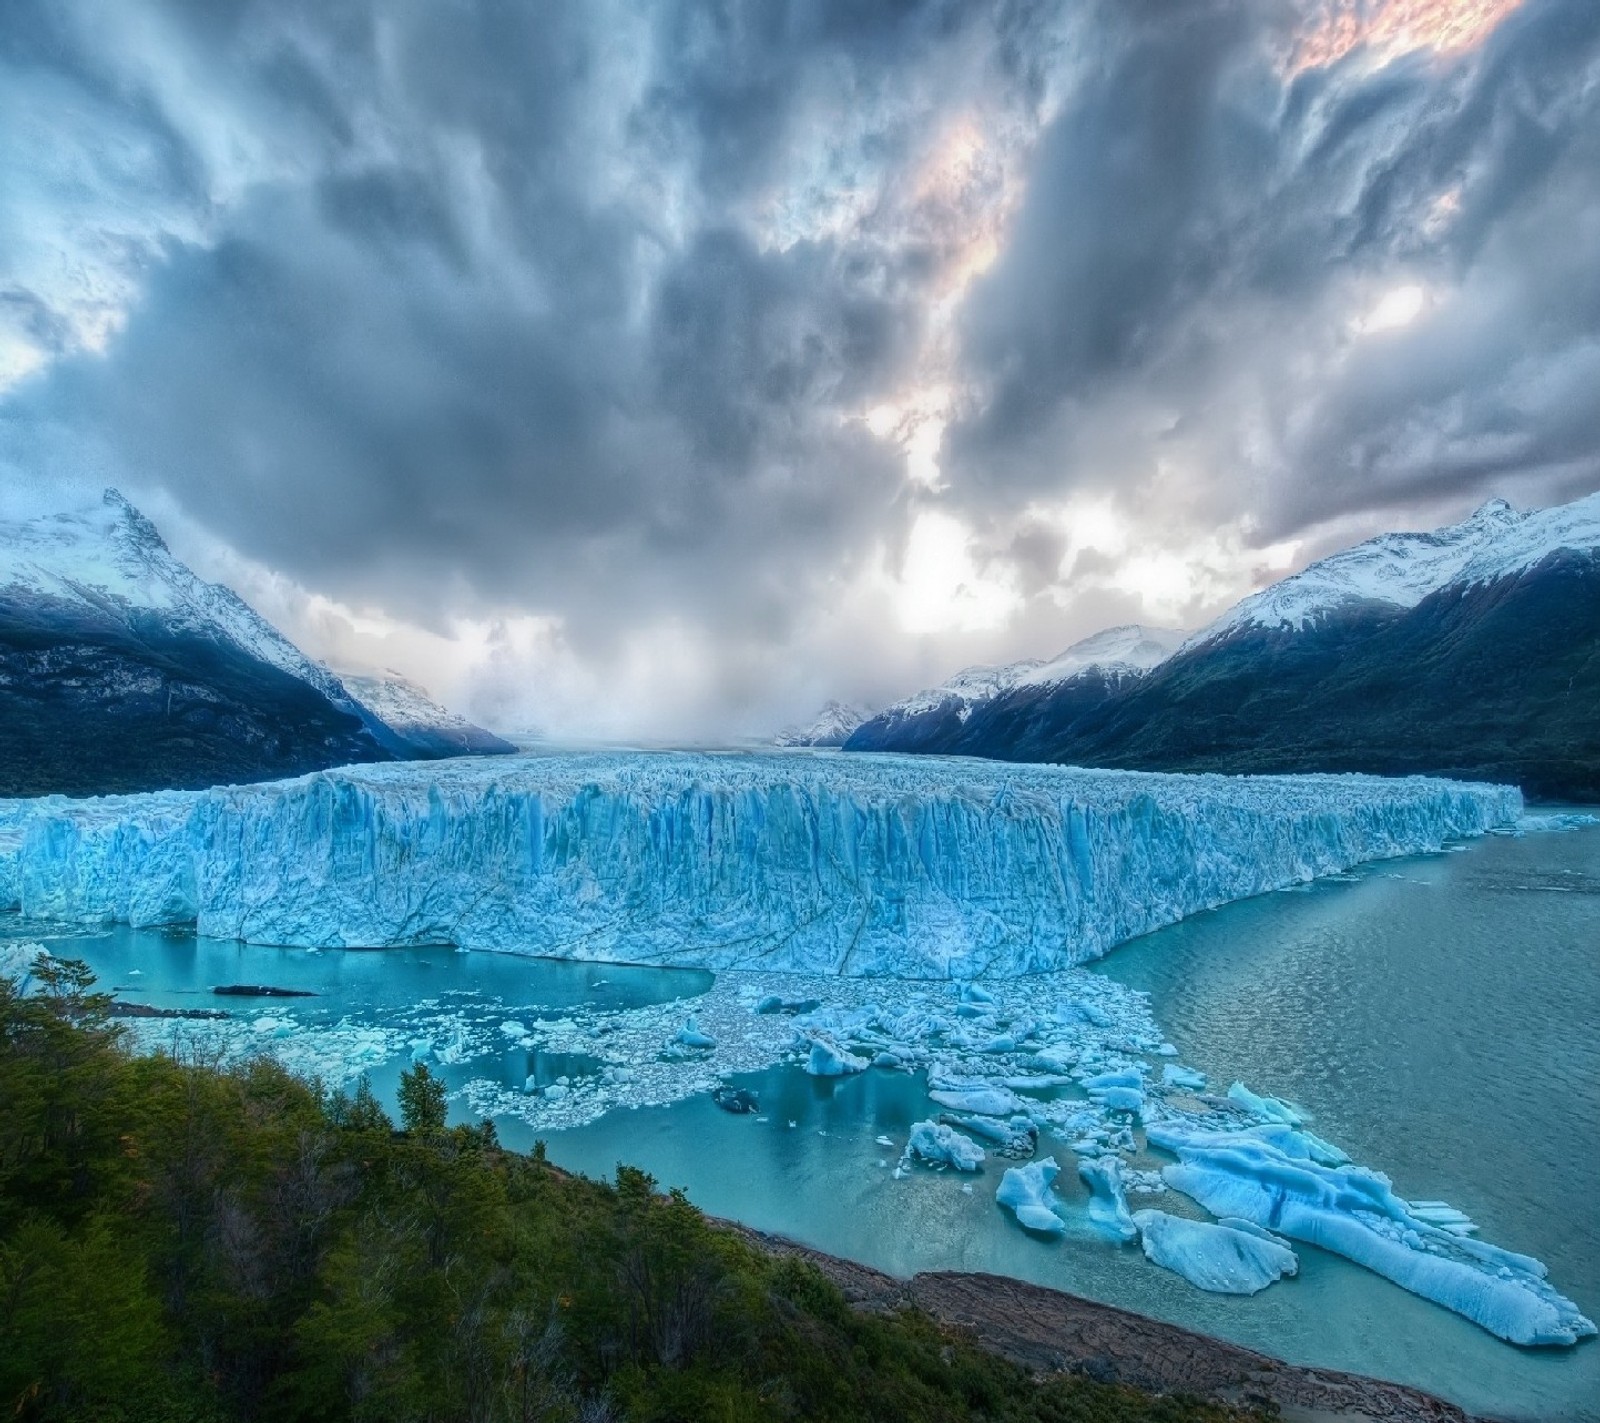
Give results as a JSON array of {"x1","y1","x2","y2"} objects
[
  {"x1": 0, "y1": 603, "x2": 389, "y2": 797},
  {"x1": 1025, "y1": 551, "x2": 1600, "y2": 800}
]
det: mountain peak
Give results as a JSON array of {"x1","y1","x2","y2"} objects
[
  {"x1": 101, "y1": 488, "x2": 170, "y2": 555},
  {"x1": 1463, "y1": 497, "x2": 1520, "y2": 530},
  {"x1": 776, "y1": 699, "x2": 871, "y2": 747}
]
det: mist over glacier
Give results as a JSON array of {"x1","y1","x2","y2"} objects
[{"x1": 0, "y1": 752, "x2": 1519, "y2": 977}]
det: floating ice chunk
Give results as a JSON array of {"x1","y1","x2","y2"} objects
[
  {"x1": 1083, "y1": 1068, "x2": 1142, "y2": 1091},
  {"x1": 251, "y1": 1016, "x2": 295, "y2": 1037},
  {"x1": 675, "y1": 1018, "x2": 716, "y2": 1050},
  {"x1": 1084, "y1": 1072, "x2": 1145, "y2": 1114},
  {"x1": 0, "y1": 941, "x2": 50, "y2": 990},
  {"x1": 1078, "y1": 1156, "x2": 1138, "y2": 1241},
  {"x1": 805, "y1": 1036, "x2": 868, "y2": 1077},
  {"x1": 996, "y1": 1158, "x2": 1067, "y2": 1236},
  {"x1": 500, "y1": 1019, "x2": 529, "y2": 1038},
  {"x1": 906, "y1": 1120, "x2": 985, "y2": 1172},
  {"x1": 928, "y1": 1086, "x2": 1025, "y2": 1117},
  {"x1": 543, "y1": 1083, "x2": 569, "y2": 1101},
  {"x1": 1227, "y1": 1082, "x2": 1302, "y2": 1125},
  {"x1": 1409, "y1": 1201, "x2": 1476, "y2": 1233},
  {"x1": 1133, "y1": 1210, "x2": 1298, "y2": 1295},
  {"x1": 1163, "y1": 1065, "x2": 1208, "y2": 1090},
  {"x1": 875, "y1": 1134, "x2": 895, "y2": 1148},
  {"x1": 1149, "y1": 1121, "x2": 1596, "y2": 1347},
  {"x1": 942, "y1": 1113, "x2": 1036, "y2": 1156},
  {"x1": 754, "y1": 995, "x2": 784, "y2": 1014},
  {"x1": 960, "y1": 983, "x2": 996, "y2": 1005},
  {"x1": 872, "y1": 1051, "x2": 906, "y2": 1070},
  {"x1": 1516, "y1": 813, "x2": 1600, "y2": 834}
]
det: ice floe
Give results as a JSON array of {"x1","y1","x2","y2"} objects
[
  {"x1": 906, "y1": 1120, "x2": 986, "y2": 1172},
  {"x1": 1133, "y1": 1209, "x2": 1298, "y2": 1294},
  {"x1": 1148, "y1": 1121, "x2": 1596, "y2": 1346},
  {"x1": 1079, "y1": 1155, "x2": 1139, "y2": 1242},
  {"x1": 997, "y1": 1158, "x2": 1068, "y2": 1235}
]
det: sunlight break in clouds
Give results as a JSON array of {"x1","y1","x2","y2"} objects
[
  {"x1": 1355, "y1": 283, "x2": 1429, "y2": 333},
  {"x1": 1292, "y1": 0, "x2": 1527, "y2": 72}
]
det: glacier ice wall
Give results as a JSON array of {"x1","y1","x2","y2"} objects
[{"x1": 0, "y1": 752, "x2": 1520, "y2": 977}]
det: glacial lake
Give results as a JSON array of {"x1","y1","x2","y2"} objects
[{"x1": 5, "y1": 819, "x2": 1597, "y2": 1422}]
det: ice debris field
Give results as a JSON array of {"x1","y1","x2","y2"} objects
[
  {"x1": 0, "y1": 751, "x2": 1521, "y2": 976},
  {"x1": 1, "y1": 754, "x2": 1590, "y2": 1351}
]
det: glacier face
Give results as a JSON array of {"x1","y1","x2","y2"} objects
[{"x1": 0, "y1": 752, "x2": 1520, "y2": 977}]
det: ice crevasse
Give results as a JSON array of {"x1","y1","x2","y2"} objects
[{"x1": 0, "y1": 752, "x2": 1520, "y2": 978}]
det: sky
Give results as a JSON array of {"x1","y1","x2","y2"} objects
[{"x1": 2, "y1": 0, "x2": 1597, "y2": 739}]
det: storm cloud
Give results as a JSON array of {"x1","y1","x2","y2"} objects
[{"x1": 1, "y1": 0, "x2": 1596, "y2": 735}]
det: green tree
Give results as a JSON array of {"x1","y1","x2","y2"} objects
[{"x1": 396, "y1": 1062, "x2": 447, "y2": 1137}]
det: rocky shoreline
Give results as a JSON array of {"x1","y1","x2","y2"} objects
[{"x1": 731, "y1": 1224, "x2": 1491, "y2": 1423}]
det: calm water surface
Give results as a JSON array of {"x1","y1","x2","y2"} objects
[{"x1": 16, "y1": 824, "x2": 1598, "y2": 1421}]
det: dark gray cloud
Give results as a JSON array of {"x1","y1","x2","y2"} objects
[
  {"x1": 944, "y1": 0, "x2": 1600, "y2": 541},
  {"x1": 1, "y1": 0, "x2": 1597, "y2": 731}
]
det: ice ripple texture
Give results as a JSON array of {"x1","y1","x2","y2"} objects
[{"x1": 0, "y1": 753, "x2": 1519, "y2": 977}]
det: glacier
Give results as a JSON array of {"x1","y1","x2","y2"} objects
[{"x1": 0, "y1": 751, "x2": 1519, "y2": 978}]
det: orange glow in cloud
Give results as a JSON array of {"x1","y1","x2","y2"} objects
[{"x1": 1291, "y1": 0, "x2": 1526, "y2": 73}]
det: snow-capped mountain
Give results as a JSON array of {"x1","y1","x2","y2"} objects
[
  {"x1": 3, "y1": 490, "x2": 373, "y2": 722},
  {"x1": 3, "y1": 490, "x2": 401, "y2": 796},
  {"x1": 1192, "y1": 495, "x2": 1600, "y2": 644},
  {"x1": 848, "y1": 491, "x2": 1600, "y2": 799},
  {"x1": 340, "y1": 669, "x2": 515, "y2": 759},
  {"x1": 843, "y1": 661, "x2": 1043, "y2": 753},
  {"x1": 845, "y1": 627, "x2": 1183, "y2": 755},
  {"x1": 1013, "y1": 624, "x2": 1188, "y2": 688},
  {"x1": 774, "y1": 699, "x2": 872, "y2": 747}
]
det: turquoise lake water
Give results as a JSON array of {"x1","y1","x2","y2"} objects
[{"x1": 7, "y1": 822, "x2": 1597, "y2": 1421}]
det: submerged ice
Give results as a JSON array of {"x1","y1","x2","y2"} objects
[{"x1": 0, "y1": 752, "x2": 1518, "y2": 977}]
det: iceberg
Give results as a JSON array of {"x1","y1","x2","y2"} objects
[
  {"x1": 996, "y1": 1158, "x2": 1067, "y2": 1235},
  {"x1": 803, "y1": 1036, "x2": 868, "y2": 1077},
  {"x1": 928, "y1": 1086, "x2": 1025, "y2": 1117},
  {"x1": 905, "y1": 1120, "x2": 986, "y2": 1172},
  {"x1": 0, "y1": 752, "x2": 1518, "y2": 978},
  {"x1": 1148, "y1": 1121, "x2": 1596, "y2": 1346},
  {"x1": 1133, "y1": 1209, "x2": 1298, "y2": 1294},
  {"x1": 674, "y1": 1018, "x2": 716, "y2": 1050},
  {"x1": 1162, "y1": 1065, "x2": 1207, "y2": 1090},
  {"x1": 1227, "y1": 1082, "x2": 1302, "y2": 1125},
  {"x1": 1078, "y1": 1155, "x2": 1138, "y2": 1241}
]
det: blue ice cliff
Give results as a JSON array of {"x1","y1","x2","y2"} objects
[{"x1": 0, "y1": 752, "x2": 1518, "y2": 977}]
